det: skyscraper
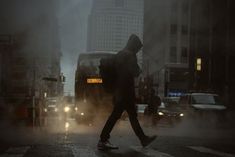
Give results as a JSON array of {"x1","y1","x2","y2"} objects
[
  {"x1": 0, "y1": 0, "x2": 63, "y2": 102},
  {"x1": 188, "y1": 0, "x2": 235, "y2": 108},
  {"x1": 87, "y1": 0, "x2": 144, "y2": 65},
  {"x1": 144, "y1": 0, "x2": 191, "y2": 96}
]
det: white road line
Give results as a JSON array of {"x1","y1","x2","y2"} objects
[
  {"x1": 70, "y1": 146, "x2": 98, "y2": 157},
  {"x1": 188, "y1": 146, "x2": 235, "y2": 157},
  {"x1": 0, "y1": 146, "x2": 30, "y2": 157},
  {"x1": 131, "y1": 146, "x2": 174, "y2": 157}
]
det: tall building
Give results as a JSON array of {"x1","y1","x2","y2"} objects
[
  {"x1": 0, "y1": 0, "x2": 63, "y2": 108},
  {"x1": 25, "y1": 13, "x2": 63, "y2": 98},
  {"x1": 144, "y1": 0, "x2": 191, "y2": 96},
  {"x1": 59, "y1": 0, "x2": 92, "y2": 95},
  {"x1": 0, "y1": 35, "x2": 12, "y2": 98},
  {"x1": 144, "y1": 0, "x2": 235, "y2": 106},
  {"x1": 87, "y1": 0, "x2": 144, "y2": 65},
  {"x1": 188, "y1": 0, "x2": 235, "y2": 108}
]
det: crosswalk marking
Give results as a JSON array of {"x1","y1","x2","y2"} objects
[
  {"x1": 131, "y1": 146, "x2": 174, "y2": 157},
  {"x1": 0, "y1": 146, "x2": 30, "y2": 157},
  {"x1": 70, "y1": 146, "x2": 98, "y2": 157},
  {"x1": 188, "y1": 146, "x2": 235, "y2": 157},
  {"x1": 1, "y1": 145, "x2": 235, "y2": 157}
]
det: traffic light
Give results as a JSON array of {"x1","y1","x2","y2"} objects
[
  {"x1": 60, "y1": 75, "x2": 66, "y2": 82},
  {"x1": 42, "y1": 77, "x2": 58, "y2": 82},
  {"x1": 196, "y1": 58, "x2": 202, "y2": 71},
  {"x1": 42, "y1": 75, "x2": 65, "y2": 82}
]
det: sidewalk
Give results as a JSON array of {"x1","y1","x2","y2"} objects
[
  {"x1": 224, "y1": 110, "x2": 235, "y2": 128},
  {"x1": 0, "y1": 121, "x2": 60, "y2": 149}
]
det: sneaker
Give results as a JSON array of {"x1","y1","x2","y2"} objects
[
  {"x1": 97, "y1": 140, "x2": 119, "y2": 150},
  {"x1": 141, "y1": 135, "x2": 157, "y2": 147}
]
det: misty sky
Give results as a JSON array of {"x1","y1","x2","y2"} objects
[
  {"x1": 0, "y1": 0, "x2": 92, "y2": 96},
  {"x1": 59, "y1": 0, "x2": 92, "y2": 95}
]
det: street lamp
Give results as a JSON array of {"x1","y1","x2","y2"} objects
[
  {"x1": 44, "y1": 92, "x2": 47, "y2": 98},
  {"x1": 196, "y1": 58, "x2": 202, "y2": 71}
]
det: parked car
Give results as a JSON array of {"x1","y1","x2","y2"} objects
[{"x1": 178, "y1": 92, "x2": 227, "y2": 126}]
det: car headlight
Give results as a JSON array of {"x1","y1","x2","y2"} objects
[
  {"x1": 65, "y1": 122, "x2": 70, "y2": 129},
  {"x1": 158, "y1": 111, "x2": 164, "y2": 116},
  {"x1": 64, "y1": 106, "x2": 70, "y2": 112},
  {"x1": 44, "y1": 108, "x2": 47, "y2": 112},
  {"x1": 180, "y1": 113, "x2": 184, "y2": 117},
  {"x1": 83, "y1": 99, "x2": 87, "y2": 103}
]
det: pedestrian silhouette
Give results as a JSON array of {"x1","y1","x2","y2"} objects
[
  {"x1": 145, "y1": 88, "x2": 161, "y2": 126},
  {"x1": 97, "y1": 34, "x2": 156, "y2": 150}
]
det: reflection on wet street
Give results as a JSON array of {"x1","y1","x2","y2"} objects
[{"x1": 1, "y1": 116, "x2": 235, "y2": 157}]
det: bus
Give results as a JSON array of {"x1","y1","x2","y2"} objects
[{"x1": 74, "y1": 51, "x2": 115, "y2": 123}]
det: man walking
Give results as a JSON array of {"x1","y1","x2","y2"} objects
[{"x1": 97, "y1": 34, "x2": 156, "y2": 150}]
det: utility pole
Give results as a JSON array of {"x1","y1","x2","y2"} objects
[
  {"x1": 194, "y1": 31, "x2": 199, "y2": 89},
  {"x1": 208, "y1": 0, "x2": 213, "y2": 89},
  {"x1": 32, "y1": 56, "x2": 36, "y2": 128},
  {"x1": 225, "y1": 0, "x2": 230, "y2": 107}
]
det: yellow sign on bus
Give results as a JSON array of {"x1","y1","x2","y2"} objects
[{"x1": 87, "y1": 78, "x2": 103, "y2": 84}]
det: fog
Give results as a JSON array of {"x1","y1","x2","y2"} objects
[
  {"x1": 1, "y1": 115, "x2": 234, "y2": 148},
  {"x1": 0, "y1": 0, "x2": 212, "y2": 95},
  {"x1": 1, "y1": 0, "x2": 235, "y2": 149},
  {"x1": 0, "y1": 0, "x2": 92, "y2": 95},
  {"x1": 59, "y1": 0, "x2": 92, "y2": 95}
]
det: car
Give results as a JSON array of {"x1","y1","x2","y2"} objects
[
  {"x1": 178, "y1": 92, "x2": 227, "y2": 126},
  {"x1": 43, "y1": 97, "x2": 61, "y2": 116},
  {"x1": 120, "y1": 104, "x2": 148, "y2": 121},
  {"x1": 162, "y1": 97, "x2": 180, "y2": 105},
  {"x1": 62, "y1": 96, "x2": 76, "y2": 119},
  {"x1": 157, "y1": 98, "x2": 184, "y2": 125},
  {"x1": 137, "y1": 104, "x2": 148, "y2": 120}
]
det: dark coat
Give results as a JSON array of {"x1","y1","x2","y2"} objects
[{"x1": 114, "y1": 34, "x2": 142, "y2": 105}]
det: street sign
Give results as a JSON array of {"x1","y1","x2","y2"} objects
[{"x1": 42, "y1": 77, "x2": 58, "y2": 82}]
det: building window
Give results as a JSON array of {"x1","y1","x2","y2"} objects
[
  {"x1": 171, "y1": 1, "x2": 178, "y2": 13},
  {"x1": 115, "y1": 0, "x2": 124, "y2": 7},
  {"x1": 182, "y1": 2, "x2": 189, "y2": 14},
  {"x1": 116, "y1": 16, "x2": 123, "y2": 24},
  {"x1": 182, "y1": 25, "x2": 188, "y2": 35},
  {"x1": 170, "y1": 47, "x2": 177, "y2": 63},
  {"x1": 13, "y1": 86, "x2": 28, "y2": 93},
  {"x1": 170, "y1": 24, "x2": 177, "y2": 35},
  {"x1": 11, "y1": 71, "x2": 26, "y2": 80},
  {"x1": 181, "y1": 47, "x2": 188, "y2": 63}
]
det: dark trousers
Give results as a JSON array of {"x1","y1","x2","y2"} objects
[{"x1": 100, "y1": 102, "x2": 146, "y2": 142}]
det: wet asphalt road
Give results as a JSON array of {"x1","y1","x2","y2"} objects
[{"x1": 0, "y1": 117, "x2": 235, "y2": 157}]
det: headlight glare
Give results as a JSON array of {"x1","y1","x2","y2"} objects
[
  {"x1": 158, "y1": 111, "x2": 164, "y2": 116},
  {"x1": 65, "y1": 122, "x2": 70, "y2": 129},
  {"x1": 64, "y1": 106, "x2": 70, "y2": 112}
]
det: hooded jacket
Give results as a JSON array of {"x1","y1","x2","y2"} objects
[{"x1": 114, "y1": 34, "x2": 142, "y2": 105}]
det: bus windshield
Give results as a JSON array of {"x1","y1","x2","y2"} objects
[{"x1": 77, "y1": 52, "x2": 115, "y2": 75}]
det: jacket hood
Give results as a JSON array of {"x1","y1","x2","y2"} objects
[{"x1": 124, "y1": 34, "x2": 143, "y2": 54}]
